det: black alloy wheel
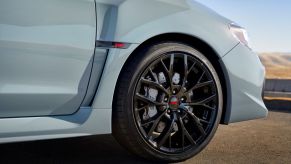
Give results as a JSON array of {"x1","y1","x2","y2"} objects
[{"x1": 113, "y1": 42, "x2": 223, "y2": 162}]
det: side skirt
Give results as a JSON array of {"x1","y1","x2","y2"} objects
[{"x1": 0, "y1": 107, "x2": 111, "y2": 143}]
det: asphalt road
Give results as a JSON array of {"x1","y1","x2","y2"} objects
[{"x1": 0, "y1": 110, "x2": 290, "y2": 164}]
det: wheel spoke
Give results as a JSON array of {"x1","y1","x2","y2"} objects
[
  {"x1": 169, "y1": 54, "x2": 174, "y2": 78},
  {"x1": 188, "y1": 113, "x2": 206, "y2": 136},
  {"x1": 199, "y1": 119, "x2": 210, "y2": 125},
  {"x1": 147, "y1": 110, "x2": 167, "y2": 136},
  {"x1": 187, "y1": 104, "x2": 216, "y2": 111},
  {"x1": 178, "y1": 117, "x2": 196, "y2": 148},
  {"x1": 188, "y1": 61, "x2": 197, "y2": 74},
  {"x1": 161, "y1": 59, "x2": 169, "y2": 72},
  {"x1": 149, "y1": 68, "x2": 159, "y2": 83},
  {"x1": 186, "y1": 71, "x2": 205, "y2": 93},
  {"x1": 141, "y1": 120, "x2": 155, "y2": 127},
  {"x1": 202, "y1": 104, "x2": 216, "y2": 111},
  {"x1": 191, "y1": 80, "x2": 214, "y2": 91},
  {"x1": 135, "y1": 93, "x2": 167, "y2": 106},
  {"x1": 157, "y1": 115, "x2": 176, "y2": 148},
  {"x1": 177, "y1": 55, "x2": 189, "y2": 96},
  {"x1": 182, "y1": 55, "x2": 188, "y2": 86},
  {"x1": 184, "y1": 55, "x2": 188, "y2": 76},
  {"x1": 140, "y1": 78, "x2": 170, "y2": 95},
  {"x1": 169, "y1": 132, "x2": 172, "y2": 149},
  {"x1": 168, "y1": 54, "x2": 174, "y2": 90},
  {"x1": 141, "y1": 111, "x2": 160, "y2": 126},
  {"x1": 186, "y1": 94, "x2": 216, "y2": 106},
  {"x1": 161, "y1": 59, "x2": 173, "y2": 90},
  {"x1": 180, "y1": 118, "x2": 185, "y2": 150},
  {"x1": 135, "y1": 106, "x2": 147, "y2": 112},
  {"x1": 180, "y1": 106, "x2": 206, "y2": 136}
]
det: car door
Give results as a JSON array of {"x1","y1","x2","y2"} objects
[{"x1": 0, "y1": 0, "x2": 96, "y2": 117}]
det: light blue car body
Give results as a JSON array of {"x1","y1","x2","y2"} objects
[{"x1": 0, "y1": 0, "x2": 267, "y2": 143}]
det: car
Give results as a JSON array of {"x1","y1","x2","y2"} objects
[{"x1": 0, "y1": 0, "x2": 267, "y2": 162}]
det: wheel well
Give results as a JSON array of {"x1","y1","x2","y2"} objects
[{"x1": 118, "y1": 33, "x2": 230, "y2": 124}]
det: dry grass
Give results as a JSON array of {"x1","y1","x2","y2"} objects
[{"x1": 259, "y1": 52, "x2": 291, "y2": 79}]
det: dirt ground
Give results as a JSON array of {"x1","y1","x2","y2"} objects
[
  {"x1": 187, "y1": 111, "x2": 291, "y2": 164},
  {"x1": 0, "y1": 110, "x2": 290, "y2": 164}
]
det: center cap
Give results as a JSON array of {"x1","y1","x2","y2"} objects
[{"x1": 169, "y1": 96, "x2": 179, "y2": 109}]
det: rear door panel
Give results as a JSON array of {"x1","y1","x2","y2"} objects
[{"x1": 0, "y1": 0, "x2": 97, "y2": 117}]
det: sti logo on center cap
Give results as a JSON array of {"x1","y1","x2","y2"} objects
[{"x1": 169, "y1": 96, "x2": 179, "y2": 109}]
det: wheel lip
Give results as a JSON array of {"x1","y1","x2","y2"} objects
[{"x1": 129, "y1": 43, "x2": 223, "y2": 156}]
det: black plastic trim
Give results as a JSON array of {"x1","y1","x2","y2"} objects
[{"x1": 218, "y1": 59, "x2": 232, "y2": 124}]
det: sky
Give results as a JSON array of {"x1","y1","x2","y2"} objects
[{"x1": 195, "y1": 0, "x2": 291, "y2": 53}]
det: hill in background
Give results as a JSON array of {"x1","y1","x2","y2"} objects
[{"x1": 259, "y1": 53, "x2": 291, "y2": 79}]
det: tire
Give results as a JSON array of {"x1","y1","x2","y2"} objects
[{"x1": 113, "y1": 42, "x2": 223, "y2": 162}]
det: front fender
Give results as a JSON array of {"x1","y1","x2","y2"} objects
[{"x1": 95, "y1": 0, "x2": 239, "y2": 57}]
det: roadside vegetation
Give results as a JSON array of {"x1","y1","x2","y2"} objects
[{"x1": 259, "y1": 53, "x2": 291, "y2": 79}]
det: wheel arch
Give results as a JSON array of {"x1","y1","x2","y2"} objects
[{"x1": 113, "y1": 33, "x2": 231, "y2": 124}]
